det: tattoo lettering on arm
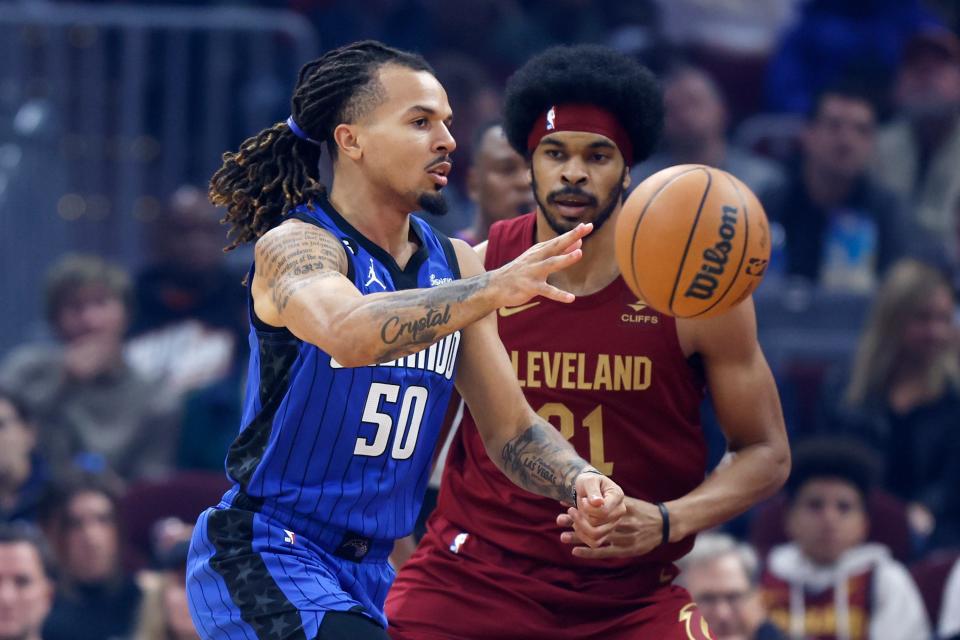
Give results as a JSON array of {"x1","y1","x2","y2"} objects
[
  {"x1": 368, "y1": 272, "x2": 492, "y2": 362},
  {"x1": 256, "y1": 224, "x2": 348, "y2": 313},
  {"x1": 500, "y1": 420, "x2": 589, "y2": 503}
]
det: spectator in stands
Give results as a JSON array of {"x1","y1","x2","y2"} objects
[
  {"x1": 764, "y1": 0, "x2": 940, "y2": 115},
  {"x1": 454, "y1": 121, "x2": 534, "y2": 246},
  {"x1": 765, "y1": 82, "x2": 909, "y2": 291},
  {"x1": 819, "y1": 259, "x2": 960, "y2": 547},
  {"x1": 678, "y1": 533, "x2": 786, "y2": 640},
  {"x1": 175, "y1": 368, "x2": 244, "y2": 472},
  {"x1": 0, "y1": 522, "x2": 55, "y2": 640},
  {"x1": 871, "y1": 28, "x2": 960, "y2": 240},
  {"x1": 941, "y1": 555, "x2": 960, "y2": 640},
  {"x1": 132, "y1": 539, "x2": 198, "y2": 640},
  {"x1": 0, "y1": 389, "x2": 48, "y2": 524},
  {"x1": 39, "y1": 473, "x2": 141, "y2": 640},
  {"x1": 761, "y1": 438, "x2": 929, "y2": 639},
  {"x1": 632, "y1": 65, "x2": 785, "y2": 203},
  {"x1": 0, "y1": 254, "x2": 179, "y2": 482},
  {"x1": 126, "y1": 185, "x2": 246, "y2": 398},
  {"x1": 424, "y1": 53, "x2": 502, "y2": 235}
]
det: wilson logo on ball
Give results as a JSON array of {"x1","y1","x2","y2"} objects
[
  {"x1": 684, "y1": 205, "x2": 738, "y2": 301},
  {"x1": 614, "y1": 164, "x2": 771, "y2": 319}
]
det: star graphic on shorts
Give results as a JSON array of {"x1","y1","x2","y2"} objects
[
  {"x1": 234, "y1": 560, "x2": 256, "y2": 584},
  {"x1": 218, "y1": 514, "x2": 246, "y2": 539},
  {"x1": 269, "y1": 616, "x2": 293, "y2": 636},
  {"x1": 253, "y1": 592, "x2": 275, "y2": 612}
]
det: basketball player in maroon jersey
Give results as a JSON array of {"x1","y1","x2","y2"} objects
[{"x1": 385, "y1": 45, "x2": 790, "y2": 639}]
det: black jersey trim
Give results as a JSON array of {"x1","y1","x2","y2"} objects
[
  {"x1": 307, "y1": 197, "x2": 429, "y2": 291},
  {"x1": 426, "y1": 221, "x2": 462, "y2": 280},
  {"x1": 226, "y1": 334, "x2": 300, "y2": 489}
]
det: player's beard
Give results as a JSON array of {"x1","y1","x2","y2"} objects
[
  {"x1": 418, "y1": 190, "x2": 449, "y2": 216},
  {"x1": 531, "y1": 166, "x2": 625, "y2": 238}
]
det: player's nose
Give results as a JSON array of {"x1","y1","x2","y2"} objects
[
  {"x1": 560, "y1": 159, "x2": 588, "y2": 186},
  {"x1": 432, "y1": 123, "x2": 456, "y2": 156}
]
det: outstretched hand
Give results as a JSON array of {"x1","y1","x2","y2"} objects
[{"x1": 493, "y1": 223, "x2": 593, "y2": 307}]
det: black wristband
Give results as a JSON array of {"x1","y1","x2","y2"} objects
[{"x1": 656, "y1": 501, "x2": 670, "y2": 547}]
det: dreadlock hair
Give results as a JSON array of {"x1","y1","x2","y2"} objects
[
  {"x1": 211, "y1": 40, "x2": 434, "y2": 250},
  {"x1": 503, "y1": 45, "x2": 663, "y2": 167}
]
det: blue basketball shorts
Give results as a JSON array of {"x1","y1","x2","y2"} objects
[{"x1": 186, "y1": 505, "x2": 394, "y2": 640}]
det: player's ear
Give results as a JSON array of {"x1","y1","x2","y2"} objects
[
  {"x1": 621, "y1": 166, "x2": 631, "y2": 192},
  {"x1": 333, "y1": 123, "x2": 363, "y2": 161}
]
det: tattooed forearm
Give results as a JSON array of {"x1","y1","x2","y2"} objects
[
  {"x1": 380, "y1": 305, "x2": 451, "y2": 344},
  {"x1": 368, "y1": 273, "x2": 492, "y2": 362},
  {"x1": 500, "y1": 421, "x2": 590, "y2": 503}
]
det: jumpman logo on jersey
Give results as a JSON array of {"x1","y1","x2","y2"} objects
[{"x1": 365, "y1": 258, "x2": 386, "y2": 290}]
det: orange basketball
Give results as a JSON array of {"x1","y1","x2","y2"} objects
[{"x1": 615, "y1": 164, "x2": 771, "y2": 319}]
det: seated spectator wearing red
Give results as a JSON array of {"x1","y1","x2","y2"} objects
[
  {"x1": 0, "y1": 255, "x2": 179, "y2": 482},
  {"x1": 761, "y1": 438, "x2": 929, "y2": 640},
  {"x1": 632, "y1": 65, "x2": 786, "y2": 206},
  {"x1": 39, "y1": 473, "x2": 142, "y2": 640},
  {"x1": 0, "y1": 389, "x2": 48, "y2": 524},
  {"x1": 677, "y1": 533, "x2": 786, "y2": 640},
  {"x1": 764, "y1": 82, "x2": 911, "y2": 291},
  {"x1": 0, "y1": 522, "x2": 55, "y2": 640},
  {"x1": 817, "y1": 259, "x2": 960, "y2": 548}
]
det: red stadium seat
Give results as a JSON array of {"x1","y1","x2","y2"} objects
[
  {"x1": 909, "y1": 549, "x2": 960, "y2": 626},
  {"x1": 749, "y1": 489, "x2": 913, "y2": 565},
  {"x1": 118, "y1": 470, "x2": 230, "y2": 572}
]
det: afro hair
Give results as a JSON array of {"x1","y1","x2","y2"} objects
[
  {"x1": 503, "y1": 45, "x2": 663, "y2": 166},
  {"x1": 785, "y1": 437, "x2": 881, "y2": 505}
]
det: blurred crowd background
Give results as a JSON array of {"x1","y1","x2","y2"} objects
[{"x1": 2, "y1": 1, "x2": 960, "y2": 639}]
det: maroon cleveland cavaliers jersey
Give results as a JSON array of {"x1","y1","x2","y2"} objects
[
  {"x1": 434, "y1": 213, "x2": 707, "y2": 572},
  {"x1": 762, "y1": 569, "x2": 874, "y2": 639}
]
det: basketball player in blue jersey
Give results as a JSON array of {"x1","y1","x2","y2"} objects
[{"x1": 185, "y1": 40, "x2": 626, "y2": 640}]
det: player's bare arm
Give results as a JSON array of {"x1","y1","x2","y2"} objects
[
  {"x1": 560, "y1": 297, "x2": 790, "y2": 558},
  {"x1": 252, "y1": 219, "x2": 591, "y2": 368},
  {"x1": 451, "y1": 239, "x2": 626, "y2": 546}
]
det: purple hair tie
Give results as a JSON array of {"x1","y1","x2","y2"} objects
[{"x1": 286, "y1": 116, "x2": 321, "y2": 146}]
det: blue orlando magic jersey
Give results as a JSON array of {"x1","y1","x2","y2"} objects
[{"x1": 221, "y1": 198, "x2": 462, "y2": 542}]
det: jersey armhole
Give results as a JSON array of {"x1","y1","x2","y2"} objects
[
  {"x1": 427, "y1": 223, "x2": 463, "y2": 280},
  {"x1": 485, "y1": 220, "x2": 506, "y2": 271}
]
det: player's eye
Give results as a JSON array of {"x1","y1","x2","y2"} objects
[
  {"x1": 545, "y1": 149, "x2": 563, "y2": 160},
  {"x1": 413, "y1": 118, "x2": 428, "y2": 128},
  {"x1": 591, "y1": 153, "x2": 610, "y2": 163}
]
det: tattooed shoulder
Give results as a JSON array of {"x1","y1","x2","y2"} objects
[{"x1": 255, "y1": 221, "x2": 348, "y2": 312}]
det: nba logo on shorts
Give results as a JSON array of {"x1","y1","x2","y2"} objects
[
  {"x1": 283, "y1": 529, "x2": 296, "y2": 545},
  {"x1": 449, "y1": 532, "x2": 469, "y2": 554}
]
